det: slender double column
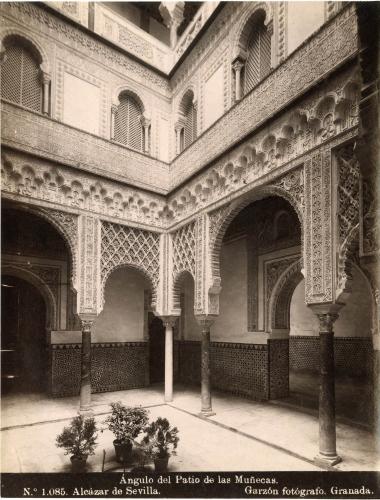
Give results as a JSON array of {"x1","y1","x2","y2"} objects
[
  {"x1": 196, "y1": 316, "x2": 215, "y2": 417},
  {"x1": 79, "y1": 318, "x2": 94, "y2": 413},
  {"x1": 162, "y1": 317, "x2": 177, "y2": 403},
  {"x1": 313, "y1": 310, "x2": 341, "y2": 466}
]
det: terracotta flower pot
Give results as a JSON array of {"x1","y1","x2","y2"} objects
[
  {"x1": 154, "y1": 455, "x2": 169, "y2": 473},
  {"x1": 113, "y1": 439, "x2": 133, "y2": 463},
  {"x1": 70, "y1": 455, "x2": 87, "y2": 473}
]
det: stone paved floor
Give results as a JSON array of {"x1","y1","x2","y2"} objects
[{"x1": 1, "y1": 385, "x2": 379, "y2": 473}]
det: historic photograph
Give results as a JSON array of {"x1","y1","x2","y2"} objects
[{"x1": 1, "y1": 0, "x2": 379, "y2": 495}]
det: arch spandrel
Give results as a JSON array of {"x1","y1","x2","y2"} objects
[{"x1": 100, "y1": 220, "x2": 160, "y2": 313}]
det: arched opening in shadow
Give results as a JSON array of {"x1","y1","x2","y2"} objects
[
  {"x1": 211, "y1": 195, "x2": 301, "y2": 400},
  {"x1": 1, "y1": 204, "x2": 76, "y2": 396},
  {"x1": 1, "y1": 275, "x2": 46, "y2": 394}
]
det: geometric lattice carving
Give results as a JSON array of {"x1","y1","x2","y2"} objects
[
  {"x1": 172, "y1": 221, "x2": 196, "y2": 280},
  {"x1": 361, "y1": 179, "x2": 379, "y2": 256},
  {"x1": 336, "y1": 143, "x2": 360, "y2": 296},
  {"x1": 101, "y1": 221, "x2": 160, "y2": 295}
]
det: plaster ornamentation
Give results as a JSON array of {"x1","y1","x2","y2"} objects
[
  {"x1": 79, "y1": 215, "x2": 100, "y2": 315},
  {"x1": 265, "y1": 255, "x2": 301, "y2": 329},
  {"x1": 0, "y1": 3, "x2": 170, "y2": 94},
  {"x1": 168, "y1": 67, "x2": 360, "y2": 220},
  {"x1": 335, "y1": 143, "x2": 360, "y2": 299},
  {"x1": 268, "y1": 258, "x2": 303, "y2": 330},
  {"x1": 100, "y1": 221, "x2": 160, "y2": 310},
  {"x1": 304, "y1": 149, "x2": 333, "y2": 304},
  {"x1": 360, "y1": 178, "x2": 379, "y2": 257},
  {"x1": 170, "y1": 6, "x2": 359, "y2": 187},
  {"x1": 172, "y1": 220, "x2": 196, "y2": 282},
  {"x1": 1, "y1": 149, "x2": 168, "y2": 228}
]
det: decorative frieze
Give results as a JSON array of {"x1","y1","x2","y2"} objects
[{"x1": 1, "y1": 148, "x2": 168, "y2": 228}]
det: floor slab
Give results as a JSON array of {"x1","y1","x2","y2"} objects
[{"x1": 1, "y1": 385, "x2": 379, "y2": 473}]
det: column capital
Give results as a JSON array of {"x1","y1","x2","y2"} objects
[
  {"x1": 41, "y1": 71, "x2": 51, "y2": 85},
  {"x1": 316, "y1": 313, "x2": 339, "y2": 334},
  {"x1": 175, "y1": 117, "x2": 186, "y2": 131},
  {"x1": 195, "y1": 315, "x2": 216, "y2": 330},
  {"x1": 78, "y1": 313, "x2": 97, "y2": 330},
  {"x1": 161, "y1": 315, "x2": 178, "y2": 328},
  {"x1": 140, "y1": 115, "x2": 151, "y2": 128},
  {"x1": 308, "y1": 303, "x2": 342, "y2": 333},
  {"x1": 232, "y1": 59, "x2": 245, "y2": 73}
]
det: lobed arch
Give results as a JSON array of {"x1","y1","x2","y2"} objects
[
  {"x1": 2, "y1": 202, "x2": 78, "y2": 292},
  {"x1": 100, "y1": 262, "x2": 158, "y2": 313},
  {"x1": 178, "y1": 87, "x2": 197, "y2": 116},
  {"x1": 268, "y1": 259, "x2": 303, "y2": 332},
  {"x1": 112, "y1": 87, "x2": 147, "y2": 115},
  {"x1": 2, "y1": 264, "x2": 57, "y2": 330},
  {"x1": 172, "y1": 269, "x2": 195, "y2": 314},
  {"x1": 232, "y1": 2, "x2": 273, "y2": 61},
  {"x1": 208, "y1": 184, "x2": 304, "y2": 293},
  {"x1": 0, "y1": 29, "x2": 50, "y2": 74}
]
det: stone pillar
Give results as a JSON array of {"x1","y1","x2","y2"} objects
[
  {"x1": 196, "y1": 316, "x2": 215, "y2": 417},
  {"x1": 314, "y1": 311, "x2": 341, "y2": 466},
  {"x1": 232, "y1": 60, "x2": 244, "y2": 102},
  {"x1": 41, "y1": 72, "x2": 51, "y2": 115},
  {"x1": 79, "y1": 319, "x2": 93, "y2": 413},
  {"x1": 110, "y1": 104, "x2": 118, "y2": 140},
  {"x1": 162, "y1": 317, "x2": 177, "y2": 402},
  {"x1": 141, "y1": 116, "x2": 151, "y2": 154}
]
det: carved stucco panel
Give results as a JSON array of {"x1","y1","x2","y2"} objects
[{"x1": 304, "y1": 150, "x2": 333, "y2": 304}]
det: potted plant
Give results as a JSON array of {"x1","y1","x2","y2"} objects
[
  {"x1": 56, "y1": 414, "x2": 98, "y2": 473},
  {"x1": 103, "y1": 402, "x2": 149, "y2": 463},
  {"x1": 141, "y1": 417, "x2": 179, "y2": 473}
]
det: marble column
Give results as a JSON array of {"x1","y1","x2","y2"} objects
[
  {"x1": 232, "y1": 60, "x2": 244, "y2": 102},
  {"x1": 314, "y1": 311, "x2": 341, "y2": 466},
  {"x1": 162, "y1": 317, "x2": 177, "y2": 403},
  {"x1": 141, "y1": 117, "x2": 151, "y2": 154},
  {"x1": 79, "y1": 319, "x2": 93, "y2": 413},
  {"x1": 196, "y1": 316, "x2": 215, "y2": 417}
]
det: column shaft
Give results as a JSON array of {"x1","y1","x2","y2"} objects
[
  {"x1": 200, "y1": 323, "x2": 215, "y2": 416},
  {"x1": 165, "y1": 323, "x2": 173, "y2": 402},
  {"x1": 80, "y1": 321, "x2": 92, "y2": 412},
  {"x1": 43, "y1": 81, "x2": 50, "y2": 115},
  {"x1": 315, "y1": 312, "x2": 341, "y2": 466}
]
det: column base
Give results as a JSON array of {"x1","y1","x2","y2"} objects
[
  {"x1": 314, "y1": 453, "x2": 342, "y2": 467},
  {"x1": 79, "y1": 405, "x2": 94, "y2": 416},
  {"x1": 165, "y1": 397, "x2": 173, "y2": 403},
  {"x1": 199, "y1": 409, "x2": 216, "y2": 418}
]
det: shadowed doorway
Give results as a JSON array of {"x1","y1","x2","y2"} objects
[
  {"x1": 1, "y1": 275, "x2": 47, "y2": 394},
  {"x1": 148, "y1": 313, "x2": 165, "y2": 384}
]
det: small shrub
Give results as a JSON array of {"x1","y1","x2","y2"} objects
[
  {"x1": 142, "y1": 417, "x2": 179, "y2": 459},
  {"x1": 56, "y1": 414, "x2": 97, "y2": 458},
  {"x1": 103, "y1": 402, "x2": 149, "y2": 444}
]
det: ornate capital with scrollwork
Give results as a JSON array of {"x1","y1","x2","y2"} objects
[
  {"x1": 195, "y1": 315, "x2": 216, "y2": 332},
  {"x1": 316, "y1": 313, "x2": 339, "y2": 334},
  {"x1": 161, "y1": 316, "x2": 178, "y2": 328}
]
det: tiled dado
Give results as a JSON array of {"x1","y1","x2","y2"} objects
[
  {"x1": 50, "y1": 342, "x2": 149, "y2": 397},
  {"x1": 176, "y1": 340, "x2": 289, "y2": 401},
  {"x1": 289, "y1": 336, "x2": 373, "y2": 377}
]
